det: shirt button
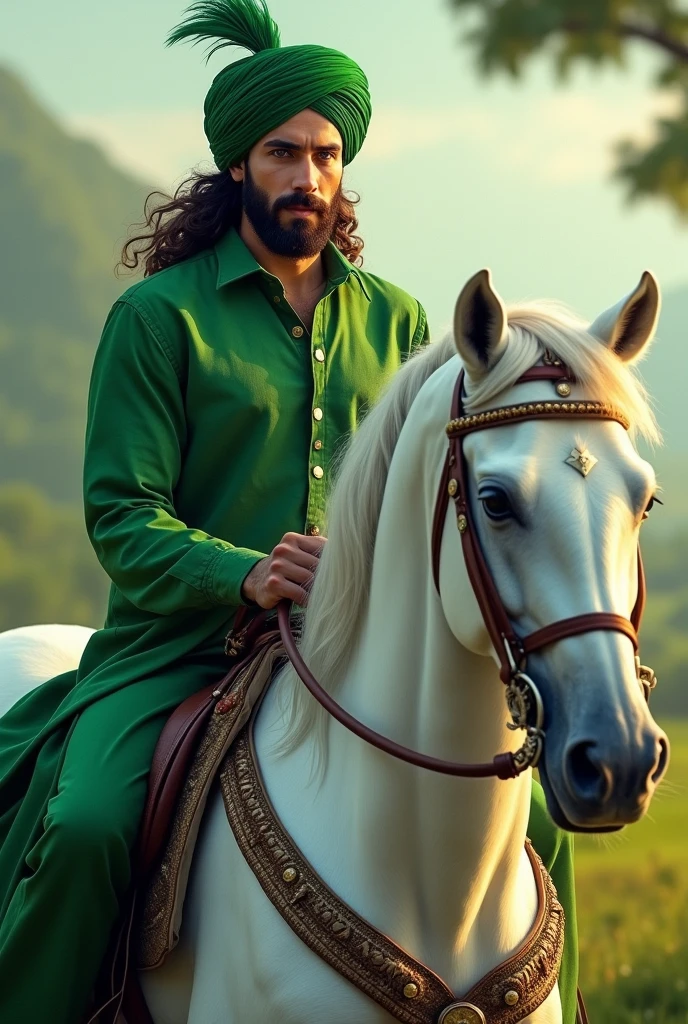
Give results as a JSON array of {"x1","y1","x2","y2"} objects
[
  {"x1": 312, "y1": 466, "x2": 324, "y2": 480},
  {"x1": 273, "y1": 295, "x2": 281, "y2": 304},
  {"x1": 313, "y1": 407, "x2": 323, "y2": 421},
  {"x1": 313, "y1": 439, "x2": 323, "y2": 450},
  {"x1": 307, "y1": 525, "x2": 320, "y2": 536},
  {"x1": 292, "y1": 325, "x2": 304, "y2": 338},
  {"x1": 314, "y1": 348, "x2": 325, "y2": 362}
]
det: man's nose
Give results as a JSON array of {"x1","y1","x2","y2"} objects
[{"x1": 291, "y1": 158, "x2": 319, "y2": 192}]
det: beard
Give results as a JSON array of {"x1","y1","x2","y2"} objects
[{"x1": 242, "y1": 163, "x2": 342, "y2": 259}]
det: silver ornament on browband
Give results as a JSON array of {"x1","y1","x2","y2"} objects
[{"x1": 565, "y1": 447, "x2": 598, "y2": 477}]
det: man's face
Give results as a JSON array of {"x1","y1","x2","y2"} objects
[{"x1": 230, "y1": 109, "x2": 344, "y2": 258}]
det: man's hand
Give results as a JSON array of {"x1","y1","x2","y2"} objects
[{"x1": 241, "y1": 532, "x2": 327, "y2": 609}]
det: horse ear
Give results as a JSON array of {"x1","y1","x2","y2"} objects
[
  {"x1": 454, "y1": 269, "x2": 509, "y2": 380},
  {"x1": 588, "y1": 270, "x2": 661, "y2": 363}
]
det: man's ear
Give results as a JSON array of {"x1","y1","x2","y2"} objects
[
  {"x1": 454, "y1": 269, "x2": 509, "y2": 381},
  {"x1": 588, "y1": 270, "x2": 661, "y2": 363},
  {"x1": 229, "y1": 162, "x2": 245, "y2": 183}
]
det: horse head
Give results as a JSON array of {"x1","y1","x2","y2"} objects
[{"x1": 439, "y1": 268, "x2": 669, "y2": 831}]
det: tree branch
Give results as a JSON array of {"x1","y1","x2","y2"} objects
[
  {"x1": 618, "y1": 20, "x2": 688, "y2": 64},
  {"x1": 561, "y1": 18, "x2": 688, "y2": 65}
]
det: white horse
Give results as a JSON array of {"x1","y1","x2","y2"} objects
[{"x1": 0, "y1": 270, "x2": 668, "y2": 1024}]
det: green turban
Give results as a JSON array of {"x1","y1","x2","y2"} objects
[{"x1": 167, "y1": 0, "x2": 372, "y2": 169}]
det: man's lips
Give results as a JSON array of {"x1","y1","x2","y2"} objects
[{"x1": 283, "y1": 205, "x2": 319, "y2": 217}]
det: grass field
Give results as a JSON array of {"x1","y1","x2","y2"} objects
[{"x1": 575, "y1": 719, "x2": 688, "y2": 1023}]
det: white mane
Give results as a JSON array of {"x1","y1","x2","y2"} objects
[{"x1": 277, "y1": 302, "x2": 659, "y2": 758}]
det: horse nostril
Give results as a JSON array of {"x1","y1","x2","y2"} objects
[
  {"x1": 565, "y1": 741, "x2": 613, "y2": 806},
  {"x1": 652, "y1": 736, "x2": 669, "y2": 784}
]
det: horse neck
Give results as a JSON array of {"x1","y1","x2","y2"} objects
[{"x1": 260, "y1": 371, "x2": 537, "y2": 986}]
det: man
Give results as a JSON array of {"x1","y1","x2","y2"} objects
[{"x1": 0, "y1": 1, "x2": 578, "y2": 1021}]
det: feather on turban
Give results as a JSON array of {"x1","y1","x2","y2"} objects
[{"x1": 167, "y1": 0, "x2": 372, "y2": 169}]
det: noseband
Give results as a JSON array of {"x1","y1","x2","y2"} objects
[{"x1": 277, "y1": 363, "x2": 657, "y2": 780}]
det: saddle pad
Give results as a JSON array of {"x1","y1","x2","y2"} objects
[{"x1": 137, "y1": 631, "x2": 286, "y2": 970}]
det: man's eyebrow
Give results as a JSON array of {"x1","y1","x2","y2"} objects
[{"x1": 263, "y1": 138, "x2": 342, "y2": 152}]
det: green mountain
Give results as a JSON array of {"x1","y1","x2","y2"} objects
[{"x1": 0, "y1": 66, "x2": 151, "y2": 503}]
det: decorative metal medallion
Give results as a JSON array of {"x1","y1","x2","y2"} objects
[
  {"x1": 565, "y1": 446, "x2": 597, "y2": 477},
  {"x1": 438, "y1": 1002, "x2": 487, "y2": 1024},
  {"x1": 505, "y1": 670, "x2": 545, "y2": 770}
]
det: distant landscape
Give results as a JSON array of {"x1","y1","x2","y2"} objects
[{"x1": 0, "y1": 65, "x2": 687, "y2": 714}]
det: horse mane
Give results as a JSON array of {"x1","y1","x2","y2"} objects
[{"x1": 276, "y1": 301, "x2": 659, "y2": 762}]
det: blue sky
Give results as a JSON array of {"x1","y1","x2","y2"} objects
[{"x1": 3, "y1": 0, "x2": 687, "y2": 333}]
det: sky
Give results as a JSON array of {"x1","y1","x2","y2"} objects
[{"x1": 3, "y1": 0, "x2": 688, "y2": 335}]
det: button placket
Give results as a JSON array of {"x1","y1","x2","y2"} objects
[{"x1": 306, "y1": 299, "x2": 327, "y2": 537}]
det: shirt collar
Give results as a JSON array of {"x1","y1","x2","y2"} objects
[{"x1": 215, "y1": 228, "x2": 371, "y2": 301}]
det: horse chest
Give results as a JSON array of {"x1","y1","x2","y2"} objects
[{"x1": 141, "y1": 778, "x2": 561, "y2": 1024}]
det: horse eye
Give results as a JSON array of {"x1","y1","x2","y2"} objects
[
  {"x1": 642, "y1": 495, "x2": 662, "y2": 521},
  {"x1": 480, "y1": 490, "x2": 513, "y2": 521}
]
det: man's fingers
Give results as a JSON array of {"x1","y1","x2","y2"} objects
[
  {"x1": 272, "y1": 580, "x2": 311, "y2": 608},
  {"x1": 293, "y1": 534, "x2": 327, "y2": 556}
]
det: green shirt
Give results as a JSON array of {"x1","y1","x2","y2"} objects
[{"x1": 86, "y1": 227, "x2": 428, "y2": 625}]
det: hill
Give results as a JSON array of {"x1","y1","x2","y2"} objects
[{"x1": 0, "y1": 66, "x2": 151, "y2": 503}]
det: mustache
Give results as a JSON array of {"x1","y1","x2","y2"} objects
[{"x1": 273, "y1": 193, "x2": 329, "y2": 215}]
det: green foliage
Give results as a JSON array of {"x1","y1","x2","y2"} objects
[
  {"x1": 617, "y1": 101, "x2": 688, "y2": 216},
  {"x1": 576, "y1": 720, "x2": 688, "y2": 1020},
  {"x1": 0, "y1": 483, "x2": 108, "y2": 630},
  {"x1": 449, "y1": 0, "x2": 688, "y2": 217}
]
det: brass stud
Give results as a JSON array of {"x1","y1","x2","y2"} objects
[
  {"x1": 457, "y1": 514, "x2": 468, "y2": 534},
  {"x1": 448, "y1": 478, "x2": 458, "y2": 497},
  {"x1": 504, "y1": 990, "x2": 519, "y2": 1006},
  {"x1": 283, "y1": 867, "x2": 298, "y2": 883},
  {"x1": 403, "y1": 983, "x2": 419, "y2": 1000},
  {"x1": 556, "y1": 381, "x2": 572, "y2": 397}
]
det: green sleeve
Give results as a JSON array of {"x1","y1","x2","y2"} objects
[
  {"x1": 83, "y1": 299, "x2": 266, "y2": 616},
  {"x1": 527, "y1": 780, "x2": 579, "y2": 1024}
]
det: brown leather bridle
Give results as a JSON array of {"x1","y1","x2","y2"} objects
[{"x1": 278, "y1": 363, "x2": 657, "y2": 780}]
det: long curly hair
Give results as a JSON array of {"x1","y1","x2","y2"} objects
[{"x1": 119, "y1": 168, "x2": 364, "y2": 277}]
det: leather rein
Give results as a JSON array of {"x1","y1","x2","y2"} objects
[{"x1": 276, "y1": 363, "x2": 657, "y2": 780}]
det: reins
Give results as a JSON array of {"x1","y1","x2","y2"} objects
[{"x1": 275, "y1": 363, "x2": 657, "y2": 780}]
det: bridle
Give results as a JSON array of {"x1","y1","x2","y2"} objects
[{"x1": 276, "y1": 362, "x2": 657, "y2": 780}]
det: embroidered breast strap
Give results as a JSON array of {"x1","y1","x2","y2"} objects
[{"x1": 219, "y1": 725, "x2": 565, "y2": 1024}]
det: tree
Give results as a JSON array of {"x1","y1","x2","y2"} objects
[{"x1": 449, "y1": 0, "x2": 688, "y2": 216}]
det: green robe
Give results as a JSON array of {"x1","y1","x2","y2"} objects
[{"x1": 0, "y1": 228, "x2": 578, "y2": 1021}]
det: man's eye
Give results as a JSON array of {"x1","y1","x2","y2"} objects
[
  {"x1": 480, "y1": 490, "x2": 513, "y2": 521},
  {"x1": 270, "y1": 149, "x2": 290, "y2": 158}
]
